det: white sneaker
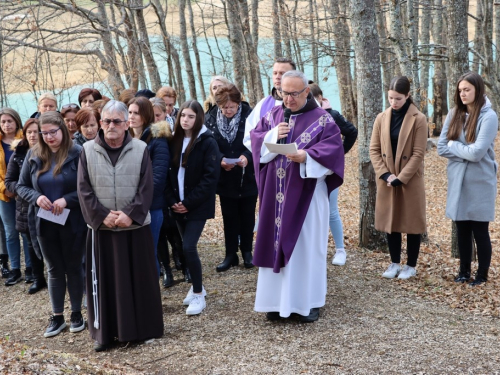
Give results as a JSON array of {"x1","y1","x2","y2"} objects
[
  {"x1": 382, "y1": 263, "x2": 401, "y2": 279},
  {"x1": 398, "y1": 265, "x2": 416, "y2": 280},
  {"x1": 183, "y1": 286, "x2": 207, "y2": 305},
  {"x1": 332, "y1": 249, "x2": 346, "y2": 266},
  {"x1": 186, "y1": 294, "x2": 206, "y2": 315}
]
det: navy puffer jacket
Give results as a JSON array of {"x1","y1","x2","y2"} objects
[{"x1": 140, "y1": 121, "x2": 172, "y2": 211}]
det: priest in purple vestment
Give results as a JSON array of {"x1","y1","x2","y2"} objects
[{"x1": 250, "y1": 70, "x2": 344, "y2": 323}]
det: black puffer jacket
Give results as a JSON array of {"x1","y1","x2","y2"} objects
[
  {"x1": 4, "y1": 140, "x2": 30, "y2": 233},
  {"x1": 204, "y1": 102, "x2": 257, "y2": 198},
  {"x1": 166, "y1": 127, "x2": 220, "y2": 221}
]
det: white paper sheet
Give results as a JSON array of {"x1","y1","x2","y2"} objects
[
  {"x1": 37, "y1": 208, "x2": 70, "y2": 226},
  {"x1": 264, "y1": 142, "x2": 298, "y2": 155},
  {"x1": 223, "y1": 157, "x2": 241, "y2": 165}
]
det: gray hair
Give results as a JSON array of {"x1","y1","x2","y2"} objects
[
  {"x1": 101, "y1": 100, "x2": 128, "y2": 121},
  {"x1": 282, "y1": 70, "x2": 308, "y2": 87}
]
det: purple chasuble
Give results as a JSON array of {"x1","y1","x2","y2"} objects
[
  {"x1": 259, "y1": 95, "x2": 279, "y2": 119},
  {"x1": 250, "y1": 104, "x2": 344, "y2": 272}
]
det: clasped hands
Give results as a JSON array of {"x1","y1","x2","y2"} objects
[
  {"x1": 36, "y1": 195, "x2": 67, "y2": 215},
  {"x1": 172, "y1": 202, "x2": 188, "y2": 214},
  {"x1": 103, "y1": 210, "x2": 133, "y2": 228}
]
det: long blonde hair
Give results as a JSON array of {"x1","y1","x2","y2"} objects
[{"x1": 32, "y1": 111, "x2": 73, "y2": 177}]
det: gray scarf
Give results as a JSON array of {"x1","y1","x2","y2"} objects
[{"x1": 216, "y1": 104, "x2": 242, "y2": 144}]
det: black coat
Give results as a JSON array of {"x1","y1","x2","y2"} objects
[
  {"x1": 4, "y1": 141, "x2": 30, "y2": 233},
  {"x1": 204, "y1": 102, "x2": 258, "y2": 198},
  {"x1": 325, "y1": 108, "x2": 358, "y2": 154},
  {"x1": 165, "y1": 128, "x2": 220, "y2": 221}
]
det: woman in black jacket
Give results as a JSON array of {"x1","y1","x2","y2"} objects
[
  {"x1": 204, "y1": 84, "x2": 257, "y2": 272},
  {"x1": 166, "y1": 100, "x2": 220, "y2": 316},
  {"x1": 5, "y1": 119, "x2": 47, "y2": 294},
  {"x1": 17, "y1": 112, "x2": 86, "y2": 338}
]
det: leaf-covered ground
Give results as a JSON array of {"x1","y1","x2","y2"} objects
[{"x1": 1, "y1": 139, "x2": 499, "y2": 374}]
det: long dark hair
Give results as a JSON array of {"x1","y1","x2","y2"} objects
[
  {"x1": 171, "y1": 100, "x2": 205, "y2": 168},
  {"x1": 388, "y1": 76, "x2": 413, "y2": 104},
  {"x1": 447, "y1": 71, "x2": 486, "y2": 143},
  {"x1": 128, "y1": 96, "x2": 155, "y2": 142}
]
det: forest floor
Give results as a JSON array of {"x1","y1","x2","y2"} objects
[{"x1": 1, "y1": 139, "x2": 500, "y2": 374}]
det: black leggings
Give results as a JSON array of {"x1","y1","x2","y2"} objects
[
  {"x1": 176, "y1": 219, "x2": 206, "y2": 294},
  {"x1": 455, "y1": 220, "x2": 491, "y2": 271},
  {"x1": 387, "y1": 232, "x2": 421, "y2": 267}
]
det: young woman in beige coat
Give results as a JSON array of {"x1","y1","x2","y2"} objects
[{"x1": 370, "y1": 76, "x2": 427, "y2": 280}]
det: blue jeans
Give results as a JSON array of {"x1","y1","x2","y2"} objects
[
  {"x1": 0, "y1": 200, "x2": 30, "y2": 270},
  {"x1": 149, "y1": 209, "x2": 163, "y2": 276},
  {"x1": 328, "y1": 187, "x2": 345, "y2": 249}
]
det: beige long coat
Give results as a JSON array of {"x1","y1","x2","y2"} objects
[{"x1": 369, "y1": 103, "x2": 427, "y2": 234}]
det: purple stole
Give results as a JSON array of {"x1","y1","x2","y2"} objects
[
  {"x1": 259, "y1": 95, "x2": 279, "y2": 119},
  {"x1": 250, "y1": 106, "x2": 344, "y2": 272}
]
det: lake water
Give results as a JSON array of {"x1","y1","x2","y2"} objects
[{"x1": 4, "y1": 37, "x2": 346, "y2": 122}]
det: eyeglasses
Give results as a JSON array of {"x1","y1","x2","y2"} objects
[
  {"x1": 39, "y1": 127, "x2": 61, "y2": 137},
  {"x1": 279, "y1": 87, "x2": 307, "y2": 98},
  {"x1": 62, "y1": 103, "x2": 79, "y2": 109},
  {"x1": 101, "y1": 119, "x2": 127, "y2": 125}
]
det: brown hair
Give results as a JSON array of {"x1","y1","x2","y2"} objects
[
  {"x1": 150, "y1": 97, "x2": 167, "y2": 116},
  {"x1": 118, "y1": 89, "x2": 137, "y2": 107},
  {"x1": 17, "y1": 118, "x2": 39, "y2": 149},
  {"x1": 171, "y1": 100, "x2": 205, "y2": 168},
  {"x1": 60, "y1": 103, "x2": 80, "y2": 117},
  {"x1": 32, "y1": 112, "x2": 73, "y2": 176},
  {"x1": 75, "y1": 108, "x2": 101, "y2": 132},
  {"x1": 308, "y1": 81, "x2": 323, "y2": 98},
  {"x1": 156, "y1": 86, "x2": 177, "y2": 101},
  {"x1": 274, "y1": 57, "x2": 296, "y2": 70},
  {"x1": 215, "y1": 84, "x2": 242, "y2": 107},
  {"x1": 447, "y1": 72, "x2": 486, "y2": 143},
  {"x1": 127, "y1": 96, "x2": 155, "y2": 141},
  {"x1": 92, "y1": 98, "x2": 110, "y2": 113},
  {"x1": 78, "y1": 88, "x2": 102, "y2": 105},
  {"x1": 0, "y1": 108, "x2": 22, "y2": 134}
]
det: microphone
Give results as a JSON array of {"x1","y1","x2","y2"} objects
[{"x1": 279, "y1": 108, "x2": 292, "y2": 144}]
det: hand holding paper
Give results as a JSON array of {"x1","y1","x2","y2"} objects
[{"x1": 264, "y1": 142, "x2": 298, "y2": 155}]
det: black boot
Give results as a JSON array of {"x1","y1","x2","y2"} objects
[
  {"x1": 216, "y1": 253, "x2": 239, "y2": 272},
  {"x1": 469, "y1": 268, "x2": 488, "y2": 286},
  {"x1": 25, "y1": 267, "x2": 34, "y2": 284},
  {"x1": 172, "y1": 249, "x2": 183, "y2": 271},
  {"x1": 454, "y1": 263, "x2": 471, "y2": 283},
  {"x1": 163, "y1": 265, "x2": 174, "y2": 288},
  {"x1": 0, "y1": 254, "x2": 9, "y2": 279},
  {"x1": 28, "y1": 277, "x2": 47, "y2": 294},
  {"x1": 183, "y1": 267, "x2": 192, "y2": 283},
  {"x1": 5, "y1": 268, "x2": 22, "y2": 286},
  {"x1": 242, "y1": 252, "x2": 254, "y2": 269}
]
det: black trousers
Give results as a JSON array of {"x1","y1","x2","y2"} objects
[
  {"x1": 176, "y1": 219, "x2": 206, "y2": 294},
  {"x1": 157, "y1": 211, "x2": 184, "y2": 270},
  {"x1": 25, "y1": 230, "x2": 45, "y2": 281},
  {"x1": 455, "y1": 220, "x2": 492, "y2": 271},
  {"x1": 387, "y1": 232, "x2": 421, "y2": 267},
  {"x1": 219, "y1": 195, "x2": 257, "y2": 256}
]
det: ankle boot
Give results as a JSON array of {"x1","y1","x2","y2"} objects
[
  {"x1": 216, "y1": 253, "x2": 239, "y2": 272},
  {"x1": 183, "y1": 267, "x2": 192, "y2": 283},
  {"x1": 242, "y1": 252, "x2": 254, "y2": 269},
  {"x1": 0, "y1": 254, "x2": 9, "y2": 279},
  {"x1": 172, "y1": 249, "x2": 183, "y2": 271},
  {"x1": 163, "y1": 266, "x2": 174, "y2": 288},
  {"x1": 25, "y1": 267, "x2": 34, "y2": 284},
  {"x1": 469, "y1": 268, "x2": 488, "y2": 286},
  {"x1": 454, "y1": 263, "x2": 471, "y2": 283}
]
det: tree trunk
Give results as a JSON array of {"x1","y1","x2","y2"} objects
[
  {"x1": 238, "y1": 0, "x2": 264, "y2": 105},
  {"x1": 375, "y1": 0, "x2": 394, "y2": 97},
  {"x1": 471, "y1": 0, "x2": 483, "y2": 73},
  {"x1": 431, "y1": 0, "x2": 448, "y2": 136},
  {"x1": 279, "y1": 0, "x2": 293, "y2": 58},
  {"x1": 272, "y1": 0, "x2": 283, "y2": 57},
  {"x1": 407, "y1": 0, "x2": 421, "y2": 107},
  {"x1": 122, "y1": 5, "x2": 140, "y2": 90},
  {"x1": 186, "y1": 0, "x2": 206, "y2": 101},
  {"x1": 134, "y1": 3, "x2": 161, "y2": 91},
  {"x1": 350, "y1": 0, "x2": 386, "y2": 249},
  {"x1": 178, "y1": 0, "x2": 197, "y2": 99},
  {"x1": 329, "y1": 0, "x2": 357, "y2": 122},
  {"x1": 308, "y1": 0, "x2": 319, "y2": 83},
  {"x1": 419, "y1": 0, "x2": 431, "y2": 115},
  {"x1": 223, "y1": 0, "x2": 245, "y2": 93},
  {"x1": 291, "y1": 0, "x2": 304, "y2": 71},
  {"x1": 389, "y1": 0, "x2": 412, "y2": 77},
  {"x1": 151, "y1": 0, "x2": 186, "y2": 103},
  {"x1": 446, "y1": 0, "x2": 469, "y2": 102}
]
